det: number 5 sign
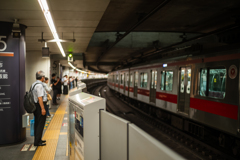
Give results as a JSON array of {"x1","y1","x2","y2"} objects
[{"x1": 0, "y1": 36, "x2": 7, "y2": 52}]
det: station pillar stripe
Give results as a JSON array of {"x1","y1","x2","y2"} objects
[
  {"x1": 0, "y1": 52, "x2": 14, "y2": 57},
  {"x1": 32, "y1": 96, "x2": 68, "y2": 160}
]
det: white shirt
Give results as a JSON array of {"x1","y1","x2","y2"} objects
[
  {"x1": 32, "y1": 80, "x2": 47, "y2": 103},
  {"x1": 63, "y1": 77, "x2": 68, "y2": 86}
]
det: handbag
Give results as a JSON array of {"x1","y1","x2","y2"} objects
[{"x1": 47, "y1": 93, "x2": 52, "y2": 101}]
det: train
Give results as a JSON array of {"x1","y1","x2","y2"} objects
[{"x1": 107, "y1": 50, "x2": 240, "y2": 155}]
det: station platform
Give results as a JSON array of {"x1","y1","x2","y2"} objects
[{"x1": 0, "y1": 92, "x2": 71, "y2": 160}]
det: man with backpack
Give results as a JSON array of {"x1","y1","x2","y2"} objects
[{"x1": 32, "y1": 71, "x2": 47, "y2": 146}]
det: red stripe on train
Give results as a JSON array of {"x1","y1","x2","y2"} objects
[
  {"x1": 137, "y1": 90, "x2": 238, "y2": 120},
  {"x1": 129, "y1": 87, "x2": 134, "y2": 92},
  {"x1": 137, "y1": 88, "x2": 149, "y2": 96},
  {"x1": 120, "y1": 85, "x2": 124, "y2": 89},
  {"x1": 190, "y1": 98, "x2": 238, "y2": 120},
  {"x1": 156, "y1": 92, "x2": 178, "y2": 104}
]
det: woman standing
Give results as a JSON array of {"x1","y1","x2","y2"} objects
[{"x1": 56, "y1": 77, "x2": 62, "y2": 100}]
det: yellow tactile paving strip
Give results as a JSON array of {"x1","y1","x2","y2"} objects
[{"x1": 32, "y1": 96, "x2": 68, "y2": 160}]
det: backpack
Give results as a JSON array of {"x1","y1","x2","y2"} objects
[{"x1": 23, "y1": 83, "x2": 40, "y2": 113}]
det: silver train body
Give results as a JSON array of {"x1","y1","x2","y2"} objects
[{"x1": 107, "y1": 52, "x2": 240, "y2": 139}]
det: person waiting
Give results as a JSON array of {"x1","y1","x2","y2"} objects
[
  {"x1": 32, "y1": 71, "x2": 47, "y2": 146},
  {"x1": 51, "y1": 74, "x2": 60, "y2": 105}
]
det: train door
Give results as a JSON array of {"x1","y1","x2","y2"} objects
[
  {"x1": 149, "y1": 70, "x2": 157, "y2": 103},
  {"x1": 123, "y1": 73, "x2": 125, "y2": 94},
  {"x1": 134, "y1": 71, "x2": 138, "y2": 97},
  {"x1": 178, "y1": 67, "x2": 191, "y2": 114}
]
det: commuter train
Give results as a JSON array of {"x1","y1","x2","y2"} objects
[{"x1": 107, "y1": 51, "x2": 240, "y2": 153}]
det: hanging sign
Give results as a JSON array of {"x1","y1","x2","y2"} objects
[{"x1": 229, "y1": 65, "x2": 237, "y2": 79}]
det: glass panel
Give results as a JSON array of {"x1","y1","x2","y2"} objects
[
  {"x1": 160, "y1": 71, "x2": 165, "y2": 90},
  {"x1": 140, "y1": 72, "x2": 148, "y2": 88},
  {"x1": 113, "y1": 75, "x2": 115, "y2": 83},
  {"x1": 165, "y1": 71, "x2": 173, "y2": 91},
  {"x1": 208, "y1": 68, "x2": 226, "y2": 99},
  {"x1": 154, "y1": 71, "x2": 157, "y2": 89},
  {"x1": 120, "y1": 74, "x2": 123, "y2": 84},
  {"x1": 126, "y1": 74, "x2": 129, "y2": 86},
  {"x1": 116, "y1": 75, "x2": 119, "y2": 83},
  {"x1": 151, "y1": 70, "x2": 154, "y2": 88},
  {"x1": 186, "y1": 69, "x2": 191, "y2": 94},
  {"x1": 130, "y1": 74, "x2": 133, "y2": 86},
  {"x1": 134, "y1": 72, "x2": 138, "y2": 87},
  {"x1": 140, "y1": 73, "x2": 143, "y2": 88},
  {"x1": 180, "y1": 69, "x2": 185, "y2": 93},
  {"x1": 199, "y1": 69, "x2": 207, "y2": 96},
  {"x1": 143, "y1": 73, "x2": 148, "y2": 88}
]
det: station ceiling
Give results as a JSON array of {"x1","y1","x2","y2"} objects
[{"x1": 1, "y1": 0, "x2": 240, "y2": 73}]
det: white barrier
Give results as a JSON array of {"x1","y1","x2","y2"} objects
[
  {"x1": 100, "y1": 111, "x2": 130, "y2": 160},
  {"x1": 100, "y1": 111, "x2": 185, "y2": 160},
  {"x1": 129, "y1": 124, "x2": 185, "y2": 160}
]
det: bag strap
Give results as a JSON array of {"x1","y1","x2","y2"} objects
[{"x1": 30, "y1": 83, "x2": 40, "y2": 92}]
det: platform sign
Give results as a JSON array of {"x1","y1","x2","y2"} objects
[{"x1": 0, "y1": 22, "x2": 26, "y2": 145}]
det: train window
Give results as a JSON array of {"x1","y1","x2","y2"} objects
[
  {"x1": 154, "y1": 71, "x2": 157, "y2": 89},
  {"x1": 160, "y1": 71, "x2": 165, "y2": 90},
  {"x1": 160, "y1": 71, "x2": 173, "y2": 91},
  {"x1": 186, "y1": 69, "x2": 191, "y2": 94},
  {"x1": 130, "y1": 74, "x2": 133, "y2": 86},
  {"x1": 116, "y1": 75, "x2": 119, "y2": 83},
  {"x1": 200, "y1": 69, "x2": 207, "y2": 96},
  {"x1": 134, "y1": 72, "x2": 138, "y2": 87},
  {"x1": 140, "y1": 72, "x2": 148, "y2": 88},
  {"x1": 165, "y1": 71, "x2": 173, "y2": 91},
  {"x1": 126, "y1": 74, "x2": 129, "y2": 86},
  {"x1": 113, "y1": 75, "x2": 115, "y2": 83},
  {"x1": 121, "y1": 74, "x2": 124, "y2": 84},
  {"x1": 208, "y1": 68, "x2": 226, "y2": 99},
  {"x1": 199, "y1": 68, "x2": 226, "y2": 99}
]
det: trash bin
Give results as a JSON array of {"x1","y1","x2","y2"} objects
[{"x1": 30, "y1": 119, "x2": 34, "y2": 136}]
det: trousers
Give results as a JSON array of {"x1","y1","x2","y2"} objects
[
  {"x1": 33, "y1": 103, "x2": 46, "y2": 145},
  {"x1": 63, "y1": 85, "x2": 68, "y2": 95},
  {"x1": 53, "y1": 89, "x2": 58, "y2": 103}
]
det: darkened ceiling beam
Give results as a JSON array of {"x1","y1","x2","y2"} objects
[
  {"x1": 86, "y1": 62, "x2": 117, "y2": 66},
  {"x1": 112, "y1": 24, "x2": 240, "y2": 71},
  {"x1": 96, "y1": 0, "x2": 172, "y2": 71},
  {"x1": 87, "y1": 66, "x2": 108, "y2": 74}
]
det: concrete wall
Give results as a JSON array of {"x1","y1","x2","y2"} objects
[{"x1": 25, "y1": 51, "x2": 50, "y2": 91}]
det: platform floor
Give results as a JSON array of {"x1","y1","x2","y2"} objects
[{"x1": 0, "y1": 93, "x2": 70, "y2": 160}]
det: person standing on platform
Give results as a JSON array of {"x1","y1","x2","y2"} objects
[
  {"x1": 75, "y1": 77, "x2": 78, "y2": 88},
  {"x1": 51, "y1": 74, "x2": 60, "y2": 105},
  {"x1": 56, "y1": 77, "x2": 62, "y2": 100},
  {"x1": 43, "y1": 77, "x2": 52, "y2": 117},
  {"x1": 32, "y1": 71, "x2": 47, "y2": 146},
  {"x1": 63, "y1": 75, "x2": 68, "y2": 95}
]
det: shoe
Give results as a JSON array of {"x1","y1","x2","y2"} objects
[
  {"x1": 34, "y1": 143, "x2": 46, "y2": 146},
  {"x1": 41, "y1": 140, "x2": 46, "y2": 143}
]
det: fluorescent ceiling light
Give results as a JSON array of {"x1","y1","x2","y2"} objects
[
  {"x1": 68, "y1": 62, "x2": 87, "y2": 73},
  {"x1": 38, "y1": 0, "x2": 66, "y2": 57},
  {"x1": 68, "y1": 62, "x2": 76, "y2": 69}
]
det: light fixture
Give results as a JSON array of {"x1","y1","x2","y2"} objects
[
  {"x1": 163, "y1": 64, "x2": 167, "y2": 67},
  {"x1": 68, "y1": 62, "x2": 76, "y2": 69},
  {"x1": 68, "y1": 62, "x2": 88, "y2": 73},
  {"x1": 38, "y1": 0, "x2": 66, "y2": 57}
]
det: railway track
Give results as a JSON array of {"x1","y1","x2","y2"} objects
[{"x1": 88, "y1": 84, "x2": 236, "y2": 160}]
